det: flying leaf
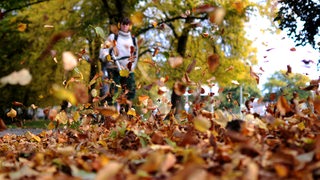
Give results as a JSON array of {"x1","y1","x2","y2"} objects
[
  {"x1": 173, "y1": 81, "x2": 187, "y2": 96},
  {"x1": 17, "y1": 23, "x2": 27, "y2": 32},
  {"x1": 186, "y1": 59, "x2": 196, "y2": 74},
  {"x1": 290, "y1": 47, "x2": 296, "y2": 51},
  {"x1": 130, "y1": 12, "x2": 144, "y2": 27},
  {"x1": 0, "y1": 68, "x2": 32, "y2": 86},
  {"x1": 194, "y1": 115, "x2": 211, "y2": 132},
  {"x1": 7, "y1": 108, "x2": 17, "y2": 118},
  {"x1": 231, "y1": 80, "x2": 240, "y2": 85},
  {"x1": 52, "y1": 84, "x2": 77, "y2": 105},
  {"x1": 153, "y1": 47, "x2": 159, "y2": 57},
  {"x1": 208, "y1": 7, "x2": 226, "y2": 25},
  {"x1": 94, "y1": 26, "x2": 106, "y2": 40},
  {"x1": 73, "y1": 83, "x2": 89, "y2": 104},
  {"x1": 250, "y1": 66, "x2": 260, "y2": 84},
  {"x1": 55, "y1": 111, "x2": 68, "y2": 124},
  {"x1": 168, "y1": 56, "x2": 183, "y2": 68},
  {"x1": 276, "y1": 95, "x2": 292, "y2": 116},
  {"x1": 119, "y1": 69, "x2": 130, "y2": 77},
  {"x1": 207, "y1": 54, "x2": 219, "y2": 72},
  {"x1": 286, "y1": 65, "x2": 292, "y2": 75},
  {"x1": 193, "y1": 4, "x2": 216, "y2": 13},
  {"x1": 225, "y1": 65, "x2": 234, "y2": 72},
  {"x1": 62, "y1": 51, "x2": 78, "y2": 71}
]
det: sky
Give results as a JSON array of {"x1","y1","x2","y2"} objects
[{"x1": 245, "y1": 13, "x2": 320, "y2": 91}]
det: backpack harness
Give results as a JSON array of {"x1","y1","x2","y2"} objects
[{"x1": 107, "y1": 33, "x2": 137, "y2": 61}]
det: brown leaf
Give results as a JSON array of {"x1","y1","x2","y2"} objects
[
  {"x1": 269, "y1": 93, "x2": 277, "y2": 101},
  {"x1": 73, "y1": 83, "x2": 89, "y2": 104},
  {"x1": 314, "y1": 96, "x2": 320, "y2": 115},
  {"x1": 286, "y1": 65, "x2": 292, "y2": 75},
  {"x1": 276, "y1": 95, "x2": 292, "y2": 116},
  {"x1": 207, "y1": 54, "x2": 219, "y2": 72},
  {"x1": 250, "y1": 66, "x2": 259, "y2": 84},
  {"x1": 173, "y1": 81, "x2": 187, "y2": 96},
  {"x1": 290, "y1": 47, "x2": 296, "y2": 51},
  {"x1": 193, "y1": 4, "x2": 216, "y2": 13},
  {"x1": 0, "y1": 118, "x2": 7, "y2": 131},
  {"x1": 153, "y1": 47, "x2": 159, "y2": 57},
  {"x1": 96, "y1": 106, "x2": 119, "y2": 116},
  {"x1": 186, "y1": 59, "x2": 196, "y2": 74},
  {"x1": 38, "y1": 30, "x2": 74, "y2": 60}
]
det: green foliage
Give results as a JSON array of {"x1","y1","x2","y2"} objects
[
  {"x1": 218, "y1": 83, "x2": 261, "y2": 113},
  {"x1": 262, "y1": 70, "x2": 311, "y2": 101}
]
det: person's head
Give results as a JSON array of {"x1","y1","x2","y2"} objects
[{"x1": 119, "y1": 17, "x2": 132, "y2": 32}]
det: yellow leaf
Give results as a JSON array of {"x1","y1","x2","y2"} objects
[
  {"x1": 194, "y1": 115, "x2": 211, "y2": 132},
  {"x1": 47, "y1": 121, "x2": 56, "y2": 130},
  {"x1": 25, "y1": 131, "x2": 41, "y2": 142},
  {"x1": 18, "y1": 23, "x2": 27, "y2": 32},
  {"x1": 297, "y1": 122, "x2": 305, "y2": 131},
  {"x1": 55, "y1": 111, "x2": 68, "y2": 124},
  {"x1": 7, "y1": 108, "x2": 17, "y2": 118},
  {"x1": 119, "y1": 69, "x2": 130, "y2": 77},
  {"x1": 73, "y1": 111, "x2": 80, "y2": 122},
  {"x1": 127, "y1": 108, "x2": 136, "y2": 117},
  {"x1": 52, "y1": 84, "x2": 77, "y2": 105},
  {"x1": 130, "y1": 12, "x2": 144, "y2": 27}
]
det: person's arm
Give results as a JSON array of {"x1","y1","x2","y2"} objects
[{"x1": 99, "y1": 34, "x2": 116, "y2": 62}]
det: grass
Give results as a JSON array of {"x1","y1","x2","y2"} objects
[
  {"x1": 6, "y1": 119, "x2": 50, "y2": 129},
  {"x1": 23, "y1": 119, "x2": 50, "y2": 128}
]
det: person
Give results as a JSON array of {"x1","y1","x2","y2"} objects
[{"x1": 99, "y1": 17, "x2": 138, "y2": 111}]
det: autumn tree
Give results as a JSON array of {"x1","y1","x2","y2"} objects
[{"x1": 262, "y1": 70, "x2": 311, "y2": 101}]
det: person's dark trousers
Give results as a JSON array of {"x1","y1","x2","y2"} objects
[
  {"x1": 124, "y1": 72, "x2": 136, "y2": 101},
  {"x1": 107, "y1": 69, "x2": 136, "y2": 105}
]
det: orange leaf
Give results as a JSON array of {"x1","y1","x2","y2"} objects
[
  {"x1": 207, "y1": 54, "x2": 219, "y2": 72},
  {"x1": 17, "y1": 23, "x2": 27, "y2": 32},
  {"x1": 276, "y1": 95, "x2": 292, "y2": 116},
  {"x1": 138, "y1": 95, "x2": 149, "y2": 102},
  {"x1": 274, "y1": 163, "x2": 289, "y2": 178},
  {"x1": 96, "y1": 106, "x2": 119, "y2": 116},
  {"x1": 173, "y1": 81, "x2": 187, "y2": 96}
]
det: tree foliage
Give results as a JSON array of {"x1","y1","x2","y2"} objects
[
  {"x1": 262, "y1": 70, "x2": 311, "y2": 101},
  {"x1": 274, "y1": 0, "x2": 320, "y2": 51},
  {"x1": 0, "y1": 0, "x2": 277, "y2": 111}
]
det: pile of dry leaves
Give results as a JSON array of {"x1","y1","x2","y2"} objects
[{"x1": 0, "y1": 88, "x2": 320, "y2": 180}]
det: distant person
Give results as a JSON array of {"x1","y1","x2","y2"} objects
[{"x1": 99, "y1": 17, "x2": 138, "y2": 111}]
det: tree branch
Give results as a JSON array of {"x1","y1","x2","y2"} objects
[{"x1": 1, "y1": 0, "x2": 50, "y2": 17}]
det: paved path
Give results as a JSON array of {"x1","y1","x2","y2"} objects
[{"x1": 0, "y1": 128, "x2": 44, "y2": 137}]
